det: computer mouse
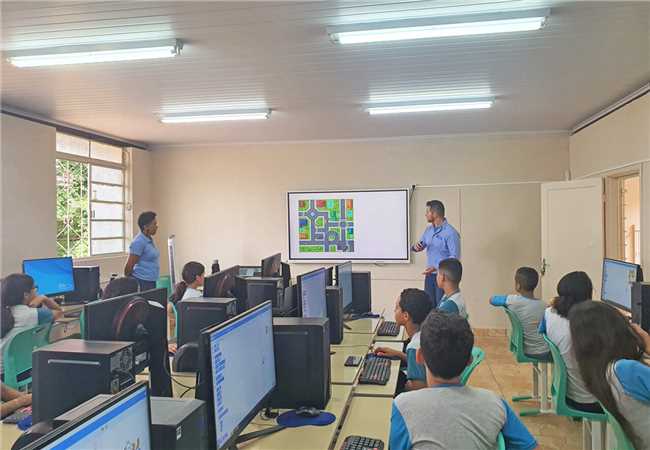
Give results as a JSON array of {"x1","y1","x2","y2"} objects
[{"x1": 295, "y1": 407, "x2": 321, "y2": 418}]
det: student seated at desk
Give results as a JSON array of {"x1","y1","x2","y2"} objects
[
  {"x1": 375, "y1": 289, "x2": 432, "y2": 392},
  {"x1": 0, "y1": 274, "x2": 63, "y2": 375},
  {"x1": 172, "y1": 261, "x2": 205, "y2": 303},
  {"x1": 539, "y1": 271, "x2": 602, "y2": 414},
  {"x1": 569, "y1": 301, "x2": 650, "y2": 450},
  {"x1": 490, "y1": 267, "x2": 550, "y2": 360},
  {"x1": 390, "y1": 311, "x2": 537, "y2": 450},
  {"x1": 1, "y1": 382, "x2": 31, "y2": 418},
  {"x1": 436, "y1": 258, "x2": 467, "y2": 319}
]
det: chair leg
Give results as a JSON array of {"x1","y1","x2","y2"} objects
[
  {"x1": 513, "y1": 363, "x2": 537, "y2": 402},
  {"x1": 518, "y1": 362, "x2": 553, "y2": 416},
  {"x1": 582, "y1": 420, "x2": 592, "y2": 450},
  {"x1": 590, "y1": 421, "x2": 606, "y2": 450}
]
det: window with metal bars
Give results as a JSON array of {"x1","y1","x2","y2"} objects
[{"x1": 56, "y1": 133, "x2": 127, "y2": 257}]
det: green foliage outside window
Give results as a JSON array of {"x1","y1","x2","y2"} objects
[{"x1": 56, "y1": 159, "x2": 89, "y2": 257}]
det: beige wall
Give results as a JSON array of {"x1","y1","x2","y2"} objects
[
  {"x1": 0, "y1": 114, "x2": 153, "y2": 283},
  {"x1": 151, "y1": 132, "x2": 569, "y2": 329},
  {"x1": 569, "y1": 93, "x2": 650, "y2": 269},
  {"x1": 1, "y1": 114, "x2": 57, "y2": 273}
]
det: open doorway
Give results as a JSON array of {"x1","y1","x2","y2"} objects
[{"x1": 605, "y1": 173, "x2": 641, "y2": 264}]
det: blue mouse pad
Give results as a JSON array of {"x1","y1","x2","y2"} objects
[{"x1": 277, "y1": 411, "x2": 336, "y2": 427}]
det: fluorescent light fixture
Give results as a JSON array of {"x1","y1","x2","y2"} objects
[
  {"x1": 328, "y1": 9, "x2": 549, "y2": 44},
  {"x1": 366, "y1": 97, "x2": 494, "y2": 115},
  {"x1": 7, "y1": 39, "x2": 182, "y2": 67},
  {"x1": 160, "y1": 109, "x2": 271, "y2": 123}
]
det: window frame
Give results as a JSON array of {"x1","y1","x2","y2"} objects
[{"x1": 56, "y1": 134, "x2": 128, "y2": 258}]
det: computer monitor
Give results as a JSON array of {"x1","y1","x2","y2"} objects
[
  {"x1": 23, "y1": 257, "x2": 75, "y2": 296},
  {"x1": 335, "y1": 261, "x2": 353, "y2": 312},
  {"x1": 196, "y1": 301, "x2": 277, "y2": 450},
  {"x1": 281, "y1": 262, "x2": 291, "y2": 288},
  {"x1": 297, "y1": 268, "x2": 327, "y2": 319},
  {"x1": 204, "y1": 265, "x2": 239, "y2": 298},
  {"x1": 139, "y1": 286, "x2": 168, "y2": 310},
  {"x1": 24, "y1": 381, "x2": 151, "y2": 450},
  {"x1": 326, "y1": 267, "x2": 333, "y2": 286},
  {"x1": 261, "y1": 253, "x2": 282, "y2": 278},
  {"x1": 238, "y1": 266, "x2": 261, "y2": 278},
  {"x1": 601, "y1": 258, "x2": 644, "y2": 311}
]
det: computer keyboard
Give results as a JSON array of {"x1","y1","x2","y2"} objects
[
  {"x1": 2, "y1": 407, "x2": 31, "y2": 424},
  {"x1": 377, "y1": 320, "x2": 400, "y2": 336},
  {"x1": 340, "y1": 435, "x2": 385, "y2": 450},
  {"x1": 358, "y1": 354, "x2": 391, "y2": 385}
]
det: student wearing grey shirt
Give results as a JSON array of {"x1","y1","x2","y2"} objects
[
  {"x1": 491, "y1": 267, "x2": 549, "y2": 359},
  {"x1": 390, "y1": 311, "x2": 537, "y2": 450},
  {"x1": 570, "y1": 301, "x2": 650, "y2": 450}
]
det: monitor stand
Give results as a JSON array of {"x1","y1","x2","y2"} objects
[{"x1": 229, "y1": 425, "x2": 286, "y2": 449}]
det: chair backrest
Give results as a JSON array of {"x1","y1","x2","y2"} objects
[
  {"x1": 604, "y1": 407, "x2": 636, "y2": 450},
  {"x1": 501, "y1": 307, "x2": 526, "y2": 360},
  {"x1": 2, "y1": 323, "x2": 52, "y2": 389},
  {"x1": 496, "y1": 432, "x2": 506, "y2": 450},
  {"x1": 542, "y1": 334, "x2": 569, "y2": 411},
  {"x1": 460, "y1": 346, "x2": 485, "y2": 385}
]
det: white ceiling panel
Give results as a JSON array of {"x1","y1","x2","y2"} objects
[{"x1": 1, "y1": 1, "x2": 648, "y2": 146}]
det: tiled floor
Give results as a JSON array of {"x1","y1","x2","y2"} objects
[{"x1": 471, "y1": 334, "x2": 583, "y2": 450}]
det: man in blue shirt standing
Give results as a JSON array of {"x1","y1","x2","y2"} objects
[{"x1": 412, "y1": 200, "x2": 460, "y2": 308}]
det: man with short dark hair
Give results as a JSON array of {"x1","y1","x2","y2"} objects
[
  {"x1": 412, "y1": 200, "x2": 460, "y2": 308},
  {"x1": 124, "y1": 211, "x2": 160, "y2": 291},
  {"x1": 389, "y1": 311, "x2": 538, "y2": 450}
]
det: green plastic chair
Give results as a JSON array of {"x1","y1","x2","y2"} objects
[
  {"x1": 170, "y1": 301, "x2": 179, "y2": 339},
  {"x1": 603, "y1": 407, "x2": 635, "y2": 450},
  {"x1": 500, "y1": 306, "x2": 552, "y2": 416},
  {"x1": 497, "y1": 432, "x2": 506, "y2": 450},
  {"x1": 156, "y1": 275, "x2": 172, "y2": 300},
  {"x1": 460, "y1": 346, "x2": 485, "y2": 385},
  {"x1": 542, "y1": 335, "x2": 607, "y2": 450},
  {"x1": 2, "y1": 323, "x2": 52, "y2": 390}
]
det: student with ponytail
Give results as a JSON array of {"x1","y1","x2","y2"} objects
[
  {"x1": 0, "y1": 274, "x2": 63, "y2": 374},
  {"x1": 173, "y1": 261, "x2": 206, "y2": 303},
  {"x1": 569, "y1": 301, "x2": 650, "y2": 449},
  {"x1": 538, "y1": 271, "x2": 602, "y2": 413}
]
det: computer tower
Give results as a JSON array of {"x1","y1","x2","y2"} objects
[
  {"x1": 177, "y1": 297, "x2": 238, "y2": 347},
  {"x1": 326, "y1": 286, "x2": 344, "y2": 344},
  {"x1": 63, "y1": 266, "x2": 100, "y2": 304},
  {"x1": 234, "y1": 276, "x2": 283, "y2": 313},
  {"x1": 351, "y1": 271, "x2": 372, "y2": 314},
  {"x1": 269, "y1": 317, "x2": 331, "y2": 409},
  {"x1": 32, "y1": 339, "x2": 135, "y2": 422},
  {"x1": 632, "y1": 282, "x2": 650, "y2": 332},
  {"x1": 54, "y1": 395, "x2": 209, "y2": 450}
]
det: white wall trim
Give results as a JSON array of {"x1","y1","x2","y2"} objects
[
  {"x1": 576, "y1": 158, "x2": 650, "y2": 180},
  {"x1": 415, "y1": 181, "x2": 543, "y2": 189},
  {"x1": 151, "y1": 130, "x2": 569, "y2": 150}
]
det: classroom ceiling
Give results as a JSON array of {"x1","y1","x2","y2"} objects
[{"x1": 1, "y1": 1, "x2": 649, "y2": 147}]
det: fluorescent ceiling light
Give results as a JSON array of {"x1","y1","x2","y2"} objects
[
  {"x1": 366, "y1": 98, "x2": 494, "y2": 115},
  {"x1": 160, "y1": 109, "x2": 271, "y2": 123},
  {"x1": 328, "y1": 9, "x2": 548, "y2": 44},
  {"x1": 7, "y1": 39, "x2": 182, "y2": 67}
]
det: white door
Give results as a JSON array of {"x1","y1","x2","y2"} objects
[{"x1": 541, "y1": 179, "x2": 604, "y2": 301}]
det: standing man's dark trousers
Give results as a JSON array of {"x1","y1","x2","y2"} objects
[{"x1": 425, "y1": 272, "x2": 444, "y2": 309}]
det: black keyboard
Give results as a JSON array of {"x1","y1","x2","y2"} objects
[
  {"x1": 358, "y1": 354, "x2": 391, "y2": 385},
  {"x1": 377, "y1": 321, "x2": 400, "y2": 336},
  {"x1": 2, "y1": 407, "x2": 31, "y2": 424},
  {"x1": 340, "y1": 435, "x2": 384, "y2": 450}
]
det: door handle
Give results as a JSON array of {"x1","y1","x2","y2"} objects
[{"x1": 541, "y1": 258, "x2": 548, "y2": 276}]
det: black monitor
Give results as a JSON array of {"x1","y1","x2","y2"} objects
[
  {"x1": 601, "y1": 258, "x2": 644, "y2": 311},
  {"x1": 261, "y1": 253, "x2": 282, "y2": 277},
  {"x1": 297, "y1": 268, "x2": 327, "y2": 319},
  {"x1": 23, "y1": 381, "x2": 152, "y2": 450},
  {"x1": 335, "y1": 261, "x2": 353, "y2": 312},
  {"x1": 281, "y1": 262, "x2": 291, "y2": 288},
  {"x1": 83, "y1": 289, "x2": 171, "y2": 396},
  {"x1": 326, "y1": 267, "x2": 333, "y2": 286},
  {"x1": 23, "y1": 256, "x2": 75, "y2": 296},
  {"x1": 204, "y1": 265, "x2": 239, "y2": 298},
  {"x1": 196, "y1": 301, "x2": 279, "y2": 449},
  {"x1": 238, "y1": 266, "x2": 261, "y2": 277}
]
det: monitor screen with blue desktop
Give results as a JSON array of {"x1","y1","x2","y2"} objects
[
  {"x1": 203, "y1": 301, "x2": 276, "y2": 450},
  {"x1": 601, "y1": 258, "x2": 643, "y2": 311},
  {"x1": 25, "y1": 382, "x2": 151, "y2": 450},
  {"x1": 298, "y1": 268, "x2": 327, "y2": 318},
  {"x1": 23, "y1": 257, "x2": 75, "y2": 296},
  {"x1": 335, "y1": 261, "x2": 353, "y2": 312}
]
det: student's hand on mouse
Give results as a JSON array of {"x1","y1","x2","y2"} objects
[
  {"x1": 374, "y1": 347, "x2": 394, "y2": 357},
  {"x1": 18, "y1": 394, "x2": 32, "y2": 407},
  {"x1": 631, "y1": 323, "x2": 650, "y2": 353}
]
